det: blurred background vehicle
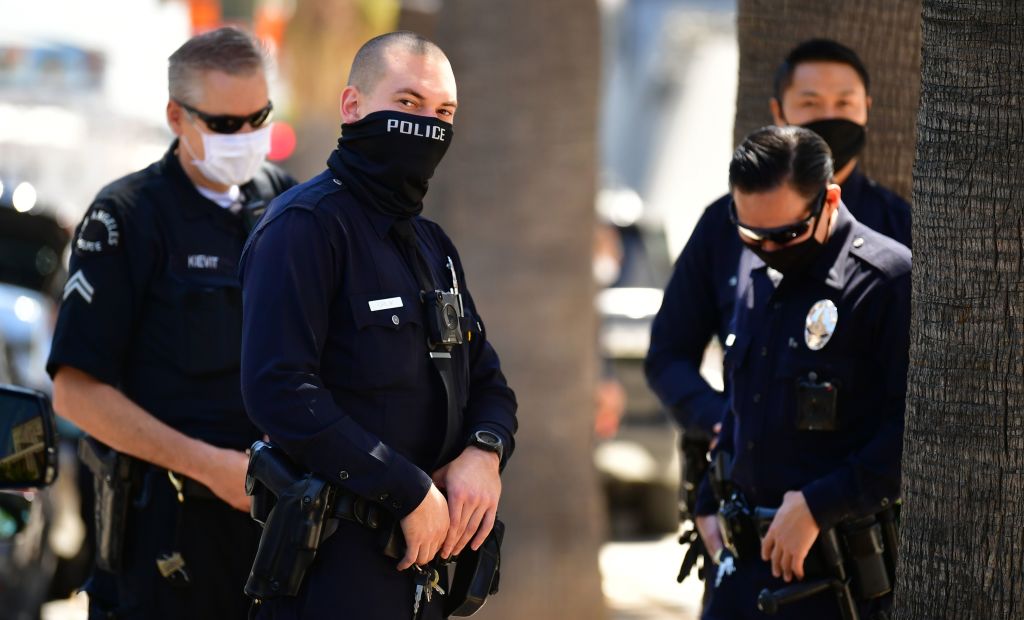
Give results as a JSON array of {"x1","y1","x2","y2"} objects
[
  {"x1": 0, "y1": 4, "x2": 189, "y2": 614},
  {"x1": 0, "y1": 185, "x2": 96, "y2": 618},
  {"x1": 0, "y1": 383, "x2": 61, "y2": 620},
  {"x1": 592, "y1": 0, "x2": 735, "y2": 540}
]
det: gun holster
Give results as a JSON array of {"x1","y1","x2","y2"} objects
[
  {"x1": 444, "y1": 519, "x2": 504, "y2": 617},
  {"x1": 755, "y1": 507, "x2": 898, "y2": 620},
  {"x1": 244, "y1": 441, "x2": 336, "y2": 600},
  {"x1": 78, "y1": 437, "x2": 139, "y2": 573}
]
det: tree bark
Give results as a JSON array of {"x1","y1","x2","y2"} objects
[
  {"x1": 429, "y1": 2, "x2": 607, "y2": 619},
  {"x1": 898, "y1": 1, "x2": 1024, "y2": 618},
  {"x1": 735, "y1": 0, "x2": 922, "y2": 200}
]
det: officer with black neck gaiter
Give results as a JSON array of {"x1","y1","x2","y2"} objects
[
  {"x1": 238, "y1": 32, "x2": 517, "y2": 620},
  {"x1": 329, "y1": 110, "x2": 453, "y2": 219}
]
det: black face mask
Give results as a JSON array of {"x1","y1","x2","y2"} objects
[
  {"x1": 328, "y1": 110, "x2": 454, "y2": 218},
  {"x1": 749, "y1": 235, "x2": 824, "y2": 275},
  {"x1": 801, "y1": 118, "x2": 866, "y2": 173},
  {"x1": 747, "y1": 207, "x2": 828, "y2": 276}
]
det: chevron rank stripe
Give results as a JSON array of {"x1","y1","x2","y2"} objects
[{"x1": 63, "y1": 270, "x2": 95, "y2": 304}]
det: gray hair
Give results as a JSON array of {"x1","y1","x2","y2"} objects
[
  {"x1": 168, "y1": 27, "x2": 266, "y2": 105},
  {"x1": 348, "y1": 31, "x2": 447, "y2": 93}
]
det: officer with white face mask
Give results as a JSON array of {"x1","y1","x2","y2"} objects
[{"x1": 47, "y1": 27, "x2": 295, "y2": 620}]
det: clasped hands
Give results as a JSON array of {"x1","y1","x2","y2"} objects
[{"x1": 396, "y1": 446, "x2": 501, "y2": 571}]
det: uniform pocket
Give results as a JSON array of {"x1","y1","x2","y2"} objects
[
  {"x1": 180, "y1": 283, "x2": 242, "y2": 376},
  {"x1": 775, "y1": 352, "x2": 855, "y2": 432},
  {"x1": 349, "y1": 292, "x2": 424, "y2": 389}
]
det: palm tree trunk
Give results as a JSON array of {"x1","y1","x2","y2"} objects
[
  {"x1": 279, "y1": 0, "x2": 397, "y2": 180},
  {"x1": 429, "y1": 1, "x2": 607, "y2": 618},
  {"x1": 735, "y1": 0, "x2": 922, "y2": 200},
  {"x1": 897, "y1": 1, "x2": 1024, "y2": 618}
]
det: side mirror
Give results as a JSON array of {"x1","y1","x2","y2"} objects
[{"x1": 0, "y1": 384, "x2": 58, "y2": 489}]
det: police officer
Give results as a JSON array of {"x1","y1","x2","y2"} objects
[
  {"x1": 238, "y1": 32, "x2": 517, "y2": 619},
  {"x1": 645, "y1": 40, "x2": 910, "y2": 590},
  {"x1": 47, "y1": 27, "x2": 295, "y2": 619},
  {"x1": 694, "y1": 125, "x2": 910, "y2": 619},
  {"x1": 648, "y1": 37, "x2": 910, "y2": 464}
]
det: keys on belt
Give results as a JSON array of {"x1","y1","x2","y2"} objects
[
  {"x1": 156, "y1": 551, "x2": 191, "y2": 585},
  {"x1": 412, "y1": 565, "x2": 445, "y2": 618}
]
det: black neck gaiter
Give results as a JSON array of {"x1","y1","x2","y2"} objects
[{"x1": 327, "y1": 110, "x2": 454, "y2": 218}]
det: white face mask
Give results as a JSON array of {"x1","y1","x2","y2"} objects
[{"x1": 182, "y1": 120, "x2": 272, "y2": 187}]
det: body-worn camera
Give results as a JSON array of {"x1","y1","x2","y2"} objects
[
  {"x1": 796, "y1": 373, "x2": 839, "y2": 431},
  {"x1": 425, "y1": 290, "x2": 464, "y2": 348},
  {"x1": 424, "y1": 256, "x2": 465, "y2": 349}
]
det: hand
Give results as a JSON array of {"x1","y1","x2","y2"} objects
[
  {"x1": 696, "y1": 514, "x2": 724, "y2": 561},
  {"x1": 760, "y1": 491, "x2": 820, "y2": 582},
  {"x1": 432, "y1": 446, "x2": 501, "y2": 559},
  {"x1": 398, "y1": 484, "x2": 449, "y2": 571},
  {"x1": 193, "y1": 447, "x2": 251, "y2": 512}
]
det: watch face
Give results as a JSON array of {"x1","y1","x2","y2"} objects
[{"x1": 476, "y1": 431, "x2": 500, "y2": 447}]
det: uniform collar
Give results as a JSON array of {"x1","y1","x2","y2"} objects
[
  {"x1": 748, "y1": 202, "x2": 857, "y2": 291},
  {"x1": 808, "y1": 203, "x2": 856, "y2": 290},
  {"x1": 329, "y1": 167, "x2": 405, "y2": 239},
  {"x1": 161, "y1": 139, "x2": 243, "y2": 222},
  {"x1": 838, "y1": 165, "x2": 866, "y2": 211}
]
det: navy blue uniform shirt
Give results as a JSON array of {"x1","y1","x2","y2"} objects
[
  {"x1": 694, "y1": 206, "x2": 911, "y2": 530},
  {"x1": 239, "y1": 170, "x2": 517, "y2": 520},
  {"x1": 47, "y1": 143, "x2": 295, "y2": 449},
  {"x1": 645, "y1": 167, "x2": 910, "y2": 438}
]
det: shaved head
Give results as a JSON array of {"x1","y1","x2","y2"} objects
[{"x1": 348, "y1": 31, "x2": 448, "y2": 94}]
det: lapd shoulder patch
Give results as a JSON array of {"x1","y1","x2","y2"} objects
[{"x1": 74, "y1": 206, "x2": 122, "y2": 256}]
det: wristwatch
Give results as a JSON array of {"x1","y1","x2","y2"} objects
[{"x1": 468, "y1": 430, "x2": 504, "y2": 463}]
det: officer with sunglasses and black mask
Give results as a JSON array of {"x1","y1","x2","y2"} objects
[
  {"x1": 47, "y1": 27, "x2": 294, "y2": 620},
  {"x1": 646, "y1": 39, "x2": 910, "y2": 600},
  {"x1": 692, "y1": 125, "x2": 909, "y2": 619}
]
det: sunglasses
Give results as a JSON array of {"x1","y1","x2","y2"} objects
[
  {"x1": 176, "y1": 99, "x2": 274, "y2": 134},
  {"x1": 729, "y1": 188, "x2": 827, "y2": 245}
]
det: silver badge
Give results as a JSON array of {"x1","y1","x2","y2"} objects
[{"x1": 805, "y1": 299, "x2": 838, "y2": 351}]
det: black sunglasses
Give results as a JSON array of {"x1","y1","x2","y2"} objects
[
  {"x1": 729, "y1": 188, "x2": 827, "y2": 245},
  {"x1": 176, "y1": 99, "x2": 274, "y2": 134}
]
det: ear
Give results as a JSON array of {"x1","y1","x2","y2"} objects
[
  {"x1": 864, "y1": 94, "x2": 873, "y2": 117},
  {"x1": 825, "y1": 183, "x2": 842, "y2": 211},
  {"x1": 167, "y1": 100, "x2": 185, "y2": 137},
  {"x1": 340, "y1": 85, "x2": 362, "y2": 124},
  {"x1": 769, "y1": 97, "x2": 786, "y2": 126}
]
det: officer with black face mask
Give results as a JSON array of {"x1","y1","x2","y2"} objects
[
  {"x1": 694, "y1": 125, "x2": 910, "y2": 619},
  {"x1": 238, "y1": 32, "x2": 517, "y2": 620},
  {"x1": 645, "y1": 39, "x2": 910, "y2": 597}
]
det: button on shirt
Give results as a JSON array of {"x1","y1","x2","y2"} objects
[
  {"x1": 695, "y1": 206, "x2": 911, "y2": 530},
  {"x1": 46, "y1": 143, "x2": 296, "y2": 449},
  {"x1": 645, "y1": 167, "x2": 911, "y2": 438},
  {"x1": 239, "y1": 170, "x2": 517, "y2": 519}
]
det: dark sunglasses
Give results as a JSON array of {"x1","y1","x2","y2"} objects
[
  {"x1": 176, "y1": 99, "x2": 273, "y2": 134},
  {"x1": 729, "y1": 188, "x2": 827, "y2": 245}
]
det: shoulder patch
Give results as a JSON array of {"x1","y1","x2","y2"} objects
[{"x1": 74, "y1": 206, "x2": 122, "y2": 256}]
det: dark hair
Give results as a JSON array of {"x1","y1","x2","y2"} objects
[
  {"x1": 772, "y1": 38, "x2": 870, "y2": 102},
  {"x1": 348, "y1": 31, "x2": 447, "y2": 93},
  {"x1": 729, "y1": 126, "x2": 833, "y2": 199},
  {"x1": 168, "y1": 27, "x2": 266, "y2": 104}
]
